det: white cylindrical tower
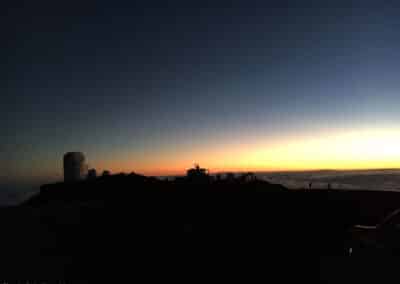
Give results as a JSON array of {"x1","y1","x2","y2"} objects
[{"x1": 63, "y1": 152, "x2": 87, "y2": 182}]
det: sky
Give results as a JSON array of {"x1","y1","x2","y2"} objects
[{"x1": 2, "y1": 0, "x2": 400, "y2": 191}]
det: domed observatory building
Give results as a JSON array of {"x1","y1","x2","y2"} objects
[{"x1": 63, "y1": 152, "x2": 87, "y2": 182}]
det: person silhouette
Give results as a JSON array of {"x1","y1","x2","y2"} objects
[{"x1": 309, "y1": 182, "x2": 312, "y2": 191}]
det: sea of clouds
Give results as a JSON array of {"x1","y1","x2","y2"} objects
[{"x1": 256, "y1": 169, "x2": 400, "y2": 191}]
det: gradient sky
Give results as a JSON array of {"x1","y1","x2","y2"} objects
[{"x1": 3, "y1": 0, "x2": 400, "y2": 190}]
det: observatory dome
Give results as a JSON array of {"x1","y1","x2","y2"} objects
[{"x1": 63, "y1": 152, "x2": 87, "y2": 182}]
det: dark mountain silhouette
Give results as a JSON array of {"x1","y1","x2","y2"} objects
[{"x1": 1, "y1": 172, "x2": 400, "y2": 281}]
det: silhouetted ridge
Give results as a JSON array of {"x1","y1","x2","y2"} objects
[
  {"x1": 3, "y1": 172, "x2": 400, "y2": 280},
  {"x1": 24, "y1": 172, "x2": 287, "y2": 207}
]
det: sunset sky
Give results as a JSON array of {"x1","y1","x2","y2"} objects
[{"x1": 3, "y1": 1, "x2": 400, "y2": 189}]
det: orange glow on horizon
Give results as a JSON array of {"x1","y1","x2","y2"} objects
[{"x1": 93, "y1": 127, "x2": 400, "y2": 176}]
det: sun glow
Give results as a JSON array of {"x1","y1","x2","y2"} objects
[
  {"x1": 99, "y1": 128, "x2": 400, "y2": 175},
  {"x1": 239, "y1": 128, "x2": 400, "y2": 171}
]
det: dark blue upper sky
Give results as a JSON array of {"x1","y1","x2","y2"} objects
[{"x1": 2, "y1": 0, "x2": 400, "y2": 193}]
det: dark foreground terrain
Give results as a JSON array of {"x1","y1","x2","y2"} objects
[{"x1": 1, "y1": 173, "x2": 400, "y2": 282}]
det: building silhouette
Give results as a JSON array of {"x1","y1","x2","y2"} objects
[
  {"x1": 63, "y1": 152, "x2": 87, "y2": 182},
  {"x1": 102, "y1": 170, "x2": 111, "y2": 177},
  {"x1": 87, "y1": 168, "x2": 97, "y2": 180},
  {"x1": 186, "y1": 164, "x2": 210, "y2": 183},
  {"x1": 187, "y1": 164, "x2": 208, "y2": 178}
]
